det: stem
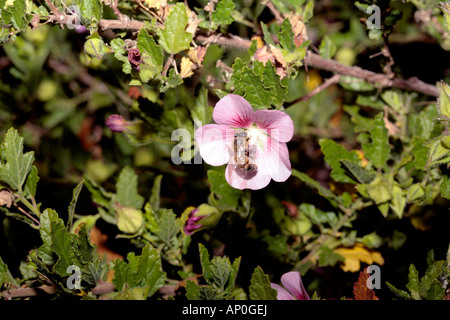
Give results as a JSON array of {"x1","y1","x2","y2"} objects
[{"x1": 18, "y1": 193, "x2": 41, "y2": 218}]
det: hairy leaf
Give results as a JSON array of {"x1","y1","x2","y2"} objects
[
  {"x1": 157, "y1": 3, "x2": 193, "y2": 54},
  {"x1": 249, "y1": 266, "x2": 278, "y2": 300}
]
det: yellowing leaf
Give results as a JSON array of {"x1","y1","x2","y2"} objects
[
  {"x1": 143, "y1": 0, "x2": 167, "y2": 9},
  {"x1": 180, "y1": 56, "x2": 194, "y2": 78},
  {"x1": 334, "y1": 244, "x2": 384, "y2": 272}
]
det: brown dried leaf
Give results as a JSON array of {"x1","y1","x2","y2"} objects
[
  {"x1": 286, "y1": 14, "x2": 308, "y2": 47},
  {"x1": 180, "y1": 56, "x2": 194, "y2": 78},
  {"x1": 0, "y1": 189, "x2": 14, "y2": 208},
  {"x1": 353, "y1": 267, "x2": 379, "y2": 300}
]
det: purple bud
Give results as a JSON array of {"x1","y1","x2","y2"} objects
[
  {"x1": 128, "y1": 48, "x2": 142, "y2": 71},
  {"x1": 105, "y1": 114, "x2": 127, "y2": 133},
  {"x1": 74, "y1": 25, "x2": 88, "y2": 34},
  {"x1": 184, "y1": 208, "x2": 203, "y2": 236}
]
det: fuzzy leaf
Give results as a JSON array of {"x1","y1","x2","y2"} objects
[
  {"x1": 153, "y1": 209, "x2": 180, "y2": 246},
  {"x1": 249, "y1": 266, "x2": 278, "y2": 300},
  {"x1": 437, "y1": 81, "x2": 450, "y2": 120},
  {"x1": 115, "y1": 166, "x2": 145, "y2": 209},
  {"x1": 362, "y1": 113, "x2": 390, "y2": 169},
  {"x1": 319, "y1": 139, "x2": 361, "y2": 184},
  {"x1": 157, "y1": 3, "x2": 193, "y2": 54},
  {"x1": 0, "y1": 128, "x2": 35, "y2": 191},
  {"x1": 67, "y1": 180, "x2": 84, "y2": 231},
  {"x1": 279, "y1": 18, "x2": 296, "y2": 52},
  {"x1": 212, "y1": 0, "x2": 235, "y2": 26},
  {"x1": 319, "y1": 35, "x2": 337, "y2": 59},
  {"x1": 406, "y1": 264, "x2": 421, "y2": 300},
  {"x1": 112, "y1": 244, "x2": 166, "y2": 297},
  {"x1": 24, "y1": 165, "x2": 39, "y2": 198},
  {"x1": 232, "y1": 59, "x2": 287, "y2": 110}
]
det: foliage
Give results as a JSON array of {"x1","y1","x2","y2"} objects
[{"x1": 0, "y1": 0, "x2": 449, "y2": 301}]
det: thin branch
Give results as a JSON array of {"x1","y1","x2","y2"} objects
[
  {"x1": 1, "y1": 283, "x2": 115, "y2": 299},
  {"x1": 288, "y1": 74, "x2": 340, "y2": 105}
]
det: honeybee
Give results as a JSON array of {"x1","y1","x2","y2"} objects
[{"x1": 233, "y1": 130, "x2": 257, "y2": 174}]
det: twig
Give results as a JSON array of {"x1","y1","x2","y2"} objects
[
  {"x1": 262, "y1": 0, "x2": 284, "y2": 23},
  {"x1": 288, "y1": 74, "x2": 340, "y2": 105},
  {"x1": 1, "y1": 283, "x2": 116, "y2": 299}
]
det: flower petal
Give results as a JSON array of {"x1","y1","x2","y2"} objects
[
  {"x1": 213, "y1": 94, "x2": 255, "y2": 128},
  {"x1": 195, "y1": 124, "x2": 234, "y2": 166},
  {"x1": 270, "y1": 283, "x2": 296, "y2": 300},
  {"x1": 258, "y1": 138, "x2": 291, "y2": 182},
  {"x1": 225, "y1": 163, "x2": 271, "y2": 190},
  {"x1": 280, "y1": 271, "x2": 310, "y2": 300},
  {"x1": 255, "y1": 110, "x2": 294, "y2": 143}
]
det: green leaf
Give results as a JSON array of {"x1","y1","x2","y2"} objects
[
  {"x1": 319, "y1": 35, "x2": 337, "y2": 59},
  {"x1": 279, "y1": 19, "x2": 296, "y2": 52},
  {"x1": 114, "y1": 283, "x2": 149, "y2": 300},
  {"x1": 300, "y1": 203, "x2": 338, "y2": 226},
  {"x1": 51, "y1": 219, "x2": 76, "y2": 276},
  {"x1": 207, "y1": 168, "x2": 246, "y2": 211},
  {"x1": 114, "y1": 166, "x2": 145, "y2": 209},
  {"x1": 339, "y1": 76, "x2": 374, "y2": 92},
  {"x1": 340, "y1": 159, "x2": 376, "y2": 184},
  {"x1": 137, "y1": 29, "x2": 164, "y2": 81},
  {"x1": 185, "y1": 280, "x2": 201, "y2": 300},
  {"x1": 110, "y1": 38, "x2": 132, "y2": 74},
  {"x1": 386, "y1": 282, "x2": 413, "y2": 300},
  {"x1": 249, "y1": 266, "x2": 278, "y2": 300},
  {"x1": 291, "y1": 169, "x2": 339, "y2": 206},
  {"x1": 199, "y1": 243, "x2": 213, "y2": 285},
  {"x1": 84, "y1": 33, "x2": 112, "y2": 60},
  {"x1": 362, "y1": 113, "x2": 390, "y2": 169},
  {"x1": 112, "y1": 244, "x2": 166, "y2": 297},
  {"x1": 67, "y1": 180, "x2": 84, "y2": 231},
  {"x1": 0, "y1": 255, "x2": 19, "y2": 288},
  {"x1": 224, "y1": 257, "x2": 240, "y2": 297},
  {"x1": 0, "y1": 128, "x2": 35, "y2": 191},
  {"x1": 319, "y1": 139, "x2": 361, "y2": 184},
  {"x1": 231, "y1": 59, "x2": 288, "y2": 110},
  {"x1": 318, "y1": 246, "x2": 344, "y2": 267},
  {"x1": 149, "y1": 174, "x2": 163, "y2": 212},
  {"x1": 210, "y1": 257, "x2": 231, "y2": 291},
  {"x1": 440, "y1": 175, "x2": 450, "y2": 199},
  {"x1": 74, "y1": 0, "x2": 103, "y2": 29},
  {"x1": 154, "y1": 209, "x2": 180, "y2": 246},
  {"x1": 160, "y1": 68, "x2": 183, "y2": 92},
  {"x1": 24, "y1": 165, "x2": 39, "y2": 198},
  {"x1": 3, "y1": 0, "x2": 28, "y2": 30},
  {"x1": 437, "y1": 81, "x2": 450, "y2": 120},
  {"x1": 406, "y1": 264, "x2": 421, "y2": 300},
  {"x1": 424, "y1": 136, "x2": 450, "y2": 167},
  {"x1": 412, "y1": 138, "x2": 429, "y2": 170},
  {"x1": 84, "y1": 176, "x2": 116, "y2": 224},
  {"x1": 390, "y1": 185, "x2": 406, "y2": 219},
  {"x1": 212, "y1": 0, "x2": 235, "y2": 27},
  {"x1": 157, "y1": 3, "x2": 193, "y2": 54},
  {"x1": 356, "y1": 174, "x2": 392, "y2": 208}
]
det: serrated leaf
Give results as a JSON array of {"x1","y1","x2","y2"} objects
[
  {"x1": 74, "y1": 0, "x2": 103, "y2": 29},
  {"x1": 406, "y1": 264, "x2": 421, "y2": 299},
  {"x1": 356, "y1": 174, "x2": 392, "y2": 208},
  {"x1": 112, "y1": 244, "x2": 166, "y2": 297},
  {"x1": 110, "y1": 38, "x2": 132, "y2": 74},
  {"x1": 0, "y1": 255, "x2": 18, "y2": 288},
  {"x1": 137, "y1": 29, "x2": 164, "y2": 81},
  {"x1": 0, "y1": 128, "x2": 35, "y2": 191},
  {"x1": 353, "y1": 267, "x2": 378, "y2": 300},
  {"x1": 153, "y1": 208, "x2": 179, "y2": 245},
  {"x1": 249, "y1": 266, "x2": 277, "y2": 300},
  {"x1": 279, "y1": 18, "x2": 296, "y2": 52},
  {"x1": 390, "y1": 185, "x2": 406, "y2": 219},
  {"x1": 340, "y1": 159, "x2": 376, "y2": 184},
  {"x1": 424, "y1": 136, "x2": 450, "y2": 167},
  {"x1": 185, "y1": 280, "x2": 201, "y2": 300},
  {"x1": 212, "y1": 0, "x2": 235, "y2": 26},
  {"x1": 157, "y1": 3, "x2": 193, "y2": 54},
  {"x1": 84, "y1": 176, "x2": 116, "y2": 224},
  {"x1": 210, "y1": 257, "x2": 231, "y2": 290},
  {"x1": 199, "y1": 243, "x2": 213, "y2": 285},
  {"x1": 231, "y1": 58, "x2": 287, "y2": 110},
  {"x1": 362, "y1": 113, "x2": 390, "y2": 169},
  {"x1": 51, "y1": 219, "x2": 75, "y2": 276},
  {"x1": 386, "y1": 282, "x2": 413, "y2": 300},
  {"x1": 67, "y1": 180, "x2": 84, "y2": 231},
  {"x1": 437, "y1": 81, "x2": 450, "y2": 120},
  {"x1": 224, "y1": 256, "x2": 240, "y2": 297},
  {"x1": 319, "y1": 139, "x2": 361, "y2": 184},
  {"x1": 115, "y1": 166, "x2": 145, "y2": 209}
]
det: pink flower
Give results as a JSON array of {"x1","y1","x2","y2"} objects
[
  {"x1": 270, "y1": 271, "x2": 310, "y2": 300},
  {"x1": 195, "y1": 94, "x2": 294, "y2": 190},
  {"x1": 105, "y1": 114, "x2": 129, "y2": 132}
]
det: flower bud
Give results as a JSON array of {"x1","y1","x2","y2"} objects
[
  {"x1": 115, "y1": 204, "x2": 145, "y2": 235},
  {"x1": 184, "y1": 204, "x2": 221, "y2": 235},
  {"x1": 105, "y1": 114, "x2": 128, "y2": 133}
]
